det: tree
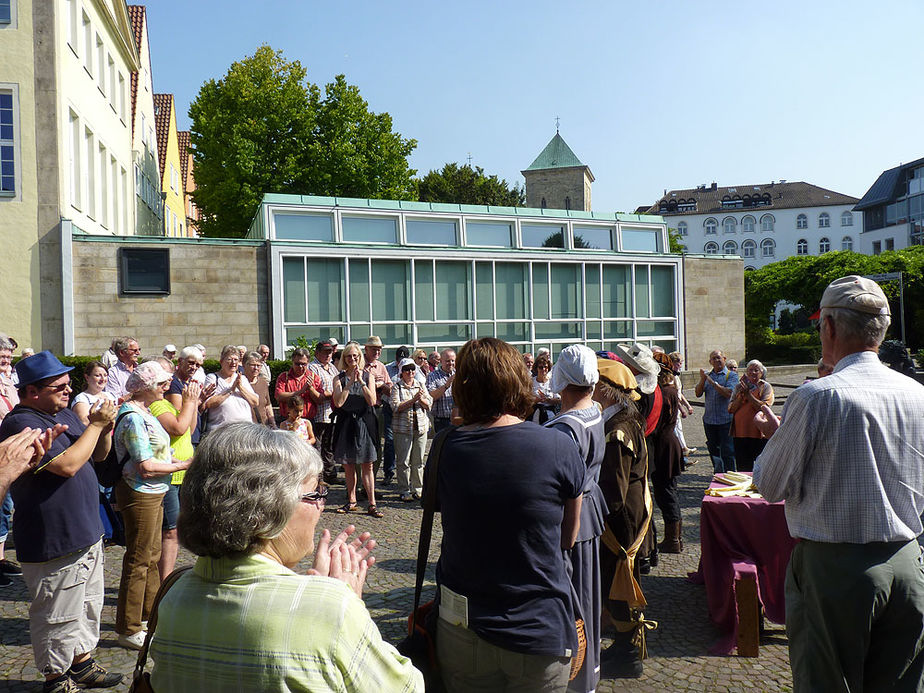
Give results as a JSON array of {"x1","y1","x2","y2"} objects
[
  {"x1": 667, "y1": 227, "x2": 685, "y2": 254},
  {"x1": 189, "y1": 46, "x2": 417, "y2": 238},
  {"x1": 417, "y1": 163, "x2": 525, "y2": 207}
]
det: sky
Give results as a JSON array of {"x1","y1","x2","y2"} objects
[{"x1": 144, "y1": 1, "x2": 924, "y2": 213}]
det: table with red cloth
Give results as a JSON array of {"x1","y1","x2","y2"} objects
[{"x1": 687, "y1": 474, "x2": 798, "y2": 655}]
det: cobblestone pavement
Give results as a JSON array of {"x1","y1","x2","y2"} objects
[{"x1": 0, "y1": 371, "x2": 810, "y2": 692}]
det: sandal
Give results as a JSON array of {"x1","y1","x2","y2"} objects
[
  {"x1": 367, "y1": 505, "x2": 384, "y2": 518},
  {"x1": 336, "y1": 503, "x2": 357, "y2": 514}
]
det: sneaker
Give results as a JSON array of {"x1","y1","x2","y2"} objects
[
  {"x1": 116, "y1": 630, "x2": 146, "y2": 650},
  {"x1": 68, "y1": 660, "x2": 124, "y2": 688},
  {"x1": 0, "y1": 558, "x2": 22, "y2": 575},
  {"x1": 43, "y1": 676, "x2": 80, "y2": 693}
]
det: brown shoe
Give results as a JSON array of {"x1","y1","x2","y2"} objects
[{"x1": 68, "y1": 659, "x2": 125, "y2": 688}]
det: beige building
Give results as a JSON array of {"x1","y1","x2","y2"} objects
[{"x1": 0, "y1": 0, "x2": 140, "y2": 351}]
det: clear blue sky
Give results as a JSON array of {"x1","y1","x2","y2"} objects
[{"x1": 144, "y1": 1, "x2": 924, "y2": 213}]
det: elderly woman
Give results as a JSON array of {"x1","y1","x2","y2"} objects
[
  {"x1": 202, "y1": 345, "x2": 260, "y2": 431},
  {"x1": 434, "y1": 337, "x2": 584, "y2": 692},
  {"x1": 389, "y1": 357, "x2": 432, "y2": 502},
  {"x1": 149, "y1": 422, "x2": 422, "y2": 691},
  {"x1": 243, "y1": 350, "x2": 276, "y2": 427},
  {"x1": 728, "y1": 359, "x2": 774, "y2": 472},
  {"x1": 114, "y1": 361, "x2": 193, "y2": 650},
  {"x1": 332, "y1": 343, "x2": 380, "y2": 517}
]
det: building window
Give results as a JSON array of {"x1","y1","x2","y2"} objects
[
  {"x1": 761, "y1": 238, "x2": 776, "y2": 257},
  {"x1": 170, "y1": 164, "x2": 178, "y2": 192},
  {"x1": 841, "y1": 211, "x2": 853, "y2": 227},
  {"x1": 0, "y1": 90, "x2": 15, "y2": 195},
  {"x1": 119, "y1": 247, "x2": 170, "y2": 295},
  {"x1": 98, "y1": 143, "x2": 107, "y2": 228},
  {"x1": 0, "y1": 0, "x2": 13, "y2": 24},
  {"x1": 677, "y1": 221, "x2": 687, "y2": 236},
  {"x1": 819, "y1": 212, "x2": 830, "y2": 228},
  {"x1": 723, "y1": 240, "x2": 738, "y2": 255},
  {"x1": 704, "y1": 242, "x2": 718, "y2": 255},
  {"x1": 741, "y1": 239, "x2": 756, "y2": 258},
  {"x1": 760, "y1": 214, "x2": 775, "y2": 233},
  {"x1": 82, "y1": 12, "x2": 92, "y2": 75},
  {"x1": 96, "y1": 36, "x2": 105, "y2": 93},
  {"x1": 84, "y1": 128, "x2": 95, "y2": 219},
  {"x1": 819, "y1": 237, "x2": 830, "y2": 254},
  {"x1": 796, "y1": 239, "x2": 808, "y2": 255},
  {"x1": 722, "y1": 217, "x2": 737, "y2": 234},
  {"x1": 741, "y1": 215, "x2": 755, "y2": 233},
  {"x1": 704, "y1": 218, "x2": 717, "y2": 234},
  {"x1": 69, "y1": 111, "x2": 80, "y2": 208},
  {"x1": 842, "y1": 235, "x2": 853, "y2": 251},
  {"x1": 885, "y1": 238, "x2": 894, "y2": 251},
  {"x1": 744, "y1": 265, "x2": 756, "y2": 272},
  {"x1": 118, "y1": 73, "x2": 126, "y2": 121},
  {"x1": 872, "y1": 241, "x2": 881, "y2": 255},
  {"x1": 796, "y1": 213, "x2": 807, "y2": 229}
]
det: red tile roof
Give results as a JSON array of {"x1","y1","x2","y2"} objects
[
  {"x1": 126, "y1": 6, "x2": 145, "y2": 140},
  {"x1": 153, "y1": 93, "x2": 173, "y2": 181},
  {"x1": 177, "y1": 130, "x2": 191, "y2": 184}
]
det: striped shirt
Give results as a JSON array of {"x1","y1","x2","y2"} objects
[
  {"x1": 754, "y1": 351, "x2": 924, "y2": 543},
  {"x1": 389, "y1": 380, "x2": 431, "y2": 436},
  {"x1": 427, "y1": 367, "x2": 454, "y2": 419},
  {"x1": 702, "y1": 367, "x2": 738, "y2": 425},
  {"x1": 309, "y1": 358, "x2": 339, "y2": 423},
  {"x1": 150, "y1": 553, "x2": 423, "y2": 693}
]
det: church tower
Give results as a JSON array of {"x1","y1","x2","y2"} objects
[{"x1": 521, "y1": 132, "x2": 594, "y2": 211}]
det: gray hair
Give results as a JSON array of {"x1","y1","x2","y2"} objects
[
  {"x1": 243, "y1": 350, "x2": 263, "y2": 366},
  {"x1": 746, "y1": 359, "x2": 767, "y2": 379},
  {"x1": 0, "y1": 337, "x2": 13, "y2": 352},
  {"x1": 291, "y1": 347, "x2": 310, "y2": 362},
  {"x1": 820, "y1": 307, "x2": 890, "y2": 348},
  {"x1": 114, "y1": 336, "x2": 136, "y2": 354},
  {"x1": 219, "y1": 344, "x2": 240, "y2": 362},
  {"x1": 179, "y1": 345, "x2": 204, "y2": 362},
  {"x1": 179, "y1": 423, "x2": 322, "y2": 558}
]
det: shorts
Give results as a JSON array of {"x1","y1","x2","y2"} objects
[{"x1": 161, "y1": 483, "x2": 180, "y2": 531}]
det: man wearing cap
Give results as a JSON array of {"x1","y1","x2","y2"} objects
[
  {"x1": 161, "y1": 344, "x2": 177, "y2": 362},
  {"x1": 362, "y1": 337, "x2": 392, "y2": 478},
  {"x1": 309, "y1": 339, "x2": 339, "y2": 483},
  {"x1": 382, "y1": 346, "x2": 412, "y2": 485},
  {"x1": 0, "y1": 351, "x2": 124, "y2": 691},
  {"x1": 274, "y1": 347, "x2": 322, "y2": 425},
  {"x1": 104, "y1": 336, "x2": 140, "y2": 402},
  {"x1": 754, "y1": 275, "x2": 924, "y2": 690},
  {"x1": 694, "y1": 349, "x2": 738, "y2": 473},
  {"x1": 427, "y1": 348, "x2": 456, "y2": 435}
]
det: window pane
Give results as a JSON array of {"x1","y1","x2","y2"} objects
[
  {"x1": 407, "y1": 219, "x2": 457, "y2": 245},
  {"x1": 435, "y1": 262, "x2": 471, "y2": 320},
  {"x1": 532, "y1": 264, "x2": 549, "y2": 320},
  {"x1": 522, "y1": 224, "x2": 563, "y2": 248},
  {"x1": 372, "y1": 323, "x2": 411, "y2": 345},
  {"x1": 348, "y1": 259, "x2": 370, "y2": 322},
  {"x1": 342, "y1": 216, "x2": 397, "y2": 244},
  {"x1": 636, "y1": 320, "x2": 676, "y2": 337},
  {"x1": 602, "y1": 265, "x2": 630, "y2": 318},
  {"x1": 622, "y1": 227, "x2": 660, "y2": 252},
  {"x1": 282, "y1": 256, "x2": 305, "y2": 322},
  {"x1": 634, "y1": 266, "x2": 650, "y2": 318},
  {"x1": 586, "y1": 264, "x2": 601, "y2": 318},
  {"x1": 550, "y1": 264, "x2": 582, "y2": 319},
  {"x1": 587, "y1": 321, "x2": 603, "y2": 339},
  {"x1": 495, "y1": 263, "x2": 528, "y2": 320},
  {"x1": 414, "y1": 260, "x2": 434, "y2": 321},
  {"x1": 417, "y1": 323, "x2": 472, "y2": 344},
  {"x1": 495, "y1": 322, "x2": 530, "y2": 342},
  {"x1": 476, "y1": 322, "x2": 494, "y2": 338},
  {"x1": 371, "y1": 260, "x2": 409, "y2": 321},
  {"x1": 574, "y1": 225, "x2": 613, "y2": 250},
  {"x1": 604, "y1": 321, "x2": 632, "y2": 340},
  {"x1": 650, "y1": 265, "x2": 675, "y2": 316},
  {"x1": 275, "y1": 213, "x2": 333, "y2": 241},
  {"x1": 348, "y1": 324, "x2": 371, "y2": 343},
  {"x1": 467, "y1": 221, "x2": 512, "y2": 247},
  {"x1": 534, "y1": 321, "x2": 582, "y2": 340},
  {"x1": 475, "y1": 262, "x2": 494, "y2": 319},
  {"x1": 287, "y1": 325, "x2": 344, "y2": 347},
  {"x1": 306, "y1": 258, "x2": 343, "y2": 322}
]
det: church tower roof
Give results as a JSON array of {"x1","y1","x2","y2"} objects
[{"x1": 523, "y1": 132, "x2": 585, "y2": 171}]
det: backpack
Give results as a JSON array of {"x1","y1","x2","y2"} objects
[{"x1": 94, "y1": 410, "x2": 137, "y2": 487}]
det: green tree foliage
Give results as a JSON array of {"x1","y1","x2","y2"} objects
[
  {"x1": 417, "y1": 163, "x2": 525, "y2": 207},
  {"x1": 744, "y1": 246, "x2": 924, "y2": 348},
  {"x1": 189, "y1": 46, "x2": 417, "y2": 238},
  {"x1": 667, "y1": 227, "x2": 685, "y2": 254}
]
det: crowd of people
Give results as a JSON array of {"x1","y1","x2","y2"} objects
[{"x1": 0, "y1": 273, "x2": 922, "y2": 691}]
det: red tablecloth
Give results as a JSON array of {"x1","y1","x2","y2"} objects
[{"x1": 687, "y1": 476, "x2": 798, "y2": 654}]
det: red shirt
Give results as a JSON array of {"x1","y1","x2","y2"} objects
[{"x1": 274, "y1": 369, "x2": 322, "y2": 420}]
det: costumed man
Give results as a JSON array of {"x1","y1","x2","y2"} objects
[{"x1": 593, "y1": 357, "x2": 655, "y2": 679}]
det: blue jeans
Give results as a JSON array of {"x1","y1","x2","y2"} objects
[
  {"x1": 383, "y1": 404, "x2": 395, "y2": 480},
  {"x1": 0, "y1": 492, "x2": 12, "y2": 544},
  {"x1": 704, "y1": 422, "x2": 736, "y2": 473}
]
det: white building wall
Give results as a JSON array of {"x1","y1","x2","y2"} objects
[
  {"x1": 57, "y1": 0, "x2": 136, "y2": 235},
  {"x1": 670, "y1": 203, "x2": 859, "y2": 269},
  {"x1": 857, "y1": 221, "x2": 911, "y2": 255},
  {"x1": 131, "y1": 8, "x2": 161, "y2": 236}
]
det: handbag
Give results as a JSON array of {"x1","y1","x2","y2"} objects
[
  {"x1": 94, "y1": 411, "x2": 135, "y2": 487},
  {"x1": 128, "y1": 566, "x2": 192, "y2": 693},
  {"x1": 397, "y1": 425, "x2": 453, "y2": 692}
]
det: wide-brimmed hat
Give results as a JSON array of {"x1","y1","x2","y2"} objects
[
  {"x1": 125, "y1": 361, "x2": 173, "y2": 394},
  {"x1": 612, "y1": 343, "x2": 659, "y2": 394},
  {"x1": 596, "y1": 358, "x2": 640, "y2": 401},
  {"x1": 15, "y1": 350, "x2": 73, "y2": 388},
  {"x1": 364, "y1": 336, "x2": 383, "y2": 348},
  {"x1": 820, "y1": 275, "x2": 890, "y2": 315},
  {"x1": 550, "y1": 345, "x2": 599, "y2": 394},
  {"x1": 398, "y1": 357, "x2": 416, "y2": 371}
]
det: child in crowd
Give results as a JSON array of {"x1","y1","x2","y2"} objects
[{"x1": 279, "y1": 394, "x2": 316, "y2": 445}]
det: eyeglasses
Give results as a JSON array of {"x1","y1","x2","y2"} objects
[
  {"x1": 402, "y1": 366, "x2": 416, "y2": 372},
  {"x1": 42, "y1": 381, "x2": 71, "y2": 392},
  {"x1": 300, "y1": 486, "x2": 328, "y2": 504}
]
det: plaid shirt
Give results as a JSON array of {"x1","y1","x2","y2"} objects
[
  {"x1": 389, "y1": 380, "x2": 431, "y2": 436},
  {"x1": 754, "y1": 351, "x2": 924, "y2": 543},
  {"x1": 702, "y1": 367, "x2": 738, "y2": 425},
  {"x1": 309, "y1": 358, "x2": 339, "y2": 423},
  {"x1": 427, "y1": 367, "x2": 454, "y2": 419}
]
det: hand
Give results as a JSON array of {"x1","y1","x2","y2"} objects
[
  {"x1": 323, "y1": 389, "x2": 333, "y2": 400},
  {"x1": 231, "y1": 373, "x2": 241, "y2": 391},
  {"x1": 0, "y1": 428, "x2": 44, "y2": 487},
  {"x1": 173, "y1": 458, "x2": 192, "y2": 471},
  {"x1": 182, "y1": 381, "x2": 202, "y2": 403},
  {"x1": 88, "y1": 399, "x2": 116, "y2": 427},
  {"x1": 447, "y1": 373, "x2": 455, "y2": 386},
  {"x1": 308, "y1": 525, "x2": 376, "y2": 598},
  {"x1": 699, "y1": 368, "x2": 707, "y2": 380},
  {"x1": 201, "y1": 382, "x2": 217, "y2": 401}
]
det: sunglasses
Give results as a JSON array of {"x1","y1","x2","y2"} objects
[
  {"x1": 42, "y1": 382, "x2": 71, "y2": 393},
  {"x1": 300, "y1": 486, "x2": 329, "y2": 504}
]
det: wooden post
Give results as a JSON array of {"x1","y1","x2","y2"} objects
[{"x1": 735, "y1": 574, "x2": 760, "y2": 657}]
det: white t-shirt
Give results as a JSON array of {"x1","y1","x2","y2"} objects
[
  {"x1": 191, "y1": 368, "x2": 206, "y2": 385},
  {"x1": 72, "y1": 390, "x2": 117, "y2": 410},
  {"x1": 204, "y1": 372, "x2": 256, "y2": 430}
]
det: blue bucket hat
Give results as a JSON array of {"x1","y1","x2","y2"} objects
[{"x1": 15, "y1": 350, "x2": 74, "y2": 388}]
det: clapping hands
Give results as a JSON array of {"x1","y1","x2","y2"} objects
[{"x1": 309, "y1": 524, "x2": 376, "y2": 598}]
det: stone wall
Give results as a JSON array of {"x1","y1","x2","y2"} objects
[
  {"x1": 523, "y1": 166, "x2": 591, "y2": 211},
  {"x1": 70, "y1": 238, "x2": 269, "y2": 357},
  {"x1": 681, "y1": 255, "x2": 745, "y2": 368}
]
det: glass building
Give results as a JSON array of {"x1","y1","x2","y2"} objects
[{"x1": 248, "y1": 195, "x2": 682, "y2": 358}]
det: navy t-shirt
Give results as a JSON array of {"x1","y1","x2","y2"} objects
[
  {"x1": 0, "y1": 405, "x2": 104, "y2": 562},
  {"x1": 434, "y1": 421, "x2": 584, "y2": 656},
  {"x1": 168, "y1": 375, "x2": 201, "y2": 444}
]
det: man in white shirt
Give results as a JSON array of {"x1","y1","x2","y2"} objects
[{"x1": 103, "y1": 337, "x2": 140, "y2": 402}]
